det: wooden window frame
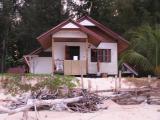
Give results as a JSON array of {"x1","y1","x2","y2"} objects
[{"x1": 91, "y1": 49, "x2": 111, "y2": 62}]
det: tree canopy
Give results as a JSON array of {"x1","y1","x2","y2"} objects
[{"x1": 0, "y1": 0, "x2": 67, "y2": 70}]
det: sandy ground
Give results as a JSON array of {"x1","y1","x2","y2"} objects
[
  {"x1": 0, "y1": 103, "x2": 160, "y2": 120},
  {"x1": 0, "y1": 77, "x2": 159, "y2": 120},
  {"x1": 76, "y1": 77, "x2": 135, "y2": 91}
]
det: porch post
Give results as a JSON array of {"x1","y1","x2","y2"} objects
[
  {"x1": 52, "y1": 36, "x2": 55, "y2": 75},
  {"x1": 85, "y1": 38, "x2": 88, "y2": 74}
]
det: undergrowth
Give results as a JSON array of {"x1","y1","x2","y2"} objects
[{"x1": 1, "y1": 74, "x2": 78, "y2": 95}]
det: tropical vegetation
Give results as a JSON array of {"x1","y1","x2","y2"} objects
[
  {"x1": 0, "y1": 0, "x2": 160, "y2": 76},
  {"x1": 1, "y1": 74, "x2": 77, "y2": 95},
  {"x1": 120, "y1": 24, "x2": 160, "y2": 76}
]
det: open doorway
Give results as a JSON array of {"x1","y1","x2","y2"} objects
[{"x1": 65, "y1": 46, "x2": 80, "y2": 60}]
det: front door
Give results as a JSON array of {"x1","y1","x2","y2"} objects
[{"x1": 65, "y1": 46, "x2": 80, "y2": 60}]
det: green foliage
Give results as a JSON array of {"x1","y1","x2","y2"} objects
[
  {"x1": 15, "y1": 0, "x2": 67, "y2": 55},
  {"x1": 1, "y1": 0, "x2": 160, "y2": 76},
  {"x1": 0, "y1": 0, "x2": 68, "y2": 71},
  {"x1": 68, "y1": 0, "x2": 160, "y2": 34},
  {"x1": 120, "y1": 24, "x2": 160, "y2": 76},
  {"x1": 119, "y1": 50, "x2": 153, "y2": 76},
  {"x1": 2, "y1": 74, "x2": 25, "y2": 95},
  {"x1": 63, "y1": 75, "x2": 77, "y2": 89},
  {"x1": 0, "y1": 0, "x2": 17, "y2": 72},
  {"x1": 1, "y1": 74, "x2": 78, "y2": 95},
  {"x1": 131, "y1": 24, "x2": 160, "y2": 66},
  {"x1": 5, "y1": 55, "x2": 23, "y2": 68},
  {"x1": 34, "y1": 75, "x2": 77, "y2": 91}
]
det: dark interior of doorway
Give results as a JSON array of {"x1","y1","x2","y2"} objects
[{"x1": 65, "y1": 46, "x2": 80, "y2": 60}]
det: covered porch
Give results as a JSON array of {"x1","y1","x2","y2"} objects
[{"x1": 51, "y1": 38, "x2": 89, "y2": 75}]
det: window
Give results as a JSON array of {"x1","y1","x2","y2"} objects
[
  {"x1": 91, "y1": 49, "x2": 97, "y2": 62},
  {"x1": 65, "y1": 46, "x2": 80, "y2": 60},
  {"x1": 91, "y1": 49, "x2": 111, "y2": 62}
]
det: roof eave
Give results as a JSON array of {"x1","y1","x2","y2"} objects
[
  {"x1": 77, "y1": 15, "x2": 129, "y2": 45},
  {"x1": 37, "y1": 19, "x2": 104, "y2": 49}
]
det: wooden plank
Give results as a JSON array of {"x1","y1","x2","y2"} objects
[
  {"x1": 118, "y1": 70, "x2": 122, "y2": 89},
  {"x1": 64, "y1": 60, "x2": 72, "y2": 75},
  {"x1": 115, "y1": 75, "x2": 118, "y2": 92},
  {"x1": 85, "y1": 38, "x2": 88, "y2": 74},
  {"x1": 81, "y1": 60, "x2": 86, "y2": 75},
  {"x1": 24, "y1": 56, "x2": 30, "y2": 68},
  {"x1": 71, "y1": 61, "x2": 80, "y2": 75},
  {"x1": 64, "y1": 60, "x2": 86, "y2": 75},
  {"x1": 75, "y1": 60, "x2": 86, "y2": 75},
  {"x1": 52, "y1": 37, "x2": 55, "y2": 74}
]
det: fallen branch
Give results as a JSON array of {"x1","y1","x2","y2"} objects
[{"x1": 0, "y1": 96, "x2": 83, "y2": 115}]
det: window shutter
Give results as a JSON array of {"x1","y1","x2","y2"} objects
[
  {"x1": 91, "y1": 49, "x2": 111, "y2": 62},
  {"x1": 91, "y1": 49, "x2": 97, "y2": 62},
  {"x1": 107, "y1": 49, "x2": 111, "y2": 62},
  {"x1": 98, "y1": 49, "x2": 103, "y2": 62},
  {"x1": 65, "y1": 46, "x2": 70, "y2": 60},
  {"x1": 105, "y1": 49, "x2": 108, "y2": 62},
  {"x1": 102, "y1": 49, "x2": 106, "y2": 62}
]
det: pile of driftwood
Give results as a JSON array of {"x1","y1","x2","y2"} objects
[
  {"x1": 67, "y1": 90, "x2": 107, "y2": 113},
  {"x1": 31, "y1": 89, "x2": 107, "y2": 113},
  {"x1": 111, "y1": 87, "x2": 160, "y2": 105},
  {"x1": 0, "y1": 89, "x2": 107, "y2": 117},
  {"x1": 0, "y1": 86, "x2": 160, "y2": 120}
]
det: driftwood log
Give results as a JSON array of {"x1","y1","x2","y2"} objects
[
  {"x1": 110, "y1": 87, "x2": 160, "y2": 105},
  {"x1": 0, "y1": 96, "x2": 83, "y2": 115},
  {"x1": 1, "y1": 86, "x2": 160, "y2": 120}
]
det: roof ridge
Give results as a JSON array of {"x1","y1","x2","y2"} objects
[
  {"x1": 77, "y1": 15, "x2": 129, "y2": 44},
  {"x1": 37, "y1": 18, "x2": 73, "y2": 39},
  {"x1": 37, "y1": 17, "x2": 106, "y2": 49}
]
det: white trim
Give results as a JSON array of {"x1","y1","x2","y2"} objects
[
  {"x1": 88, "y1": 43, "x2": 118, "y2": 75},
  {"x1": 62, "y1": 22, "x2": 79, "y2": 28},
  {"x1": 79, "y1": 19, "x2": 96, "y2": 26},
  {"x1": 53, "y1": 30, "x2": 87, "y2": 38}
]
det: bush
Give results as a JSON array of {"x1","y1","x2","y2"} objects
[
  {"x1": 1, "y1": 74, "x2": 78, "y2": 95},
  {"x1": 2, "y1": 74, "x2": 31, "y2": 95}
]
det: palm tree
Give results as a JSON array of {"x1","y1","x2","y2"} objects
[{"x1": 120, "y1": 24, "x2": 160, "y2": 76}]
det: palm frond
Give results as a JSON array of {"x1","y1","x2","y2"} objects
[
  {"x1": 119, "y1": 50, "x2": 153, "y2": 72},
  {"x1": 127, "y1": 24, "x2": 160, "y2": 67}
]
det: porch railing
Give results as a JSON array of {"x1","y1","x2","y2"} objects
[
  {"x1": 64, "y1": 60, "x2": 86, "y2": 75},
  {"x1": 55, "y1": 60, "x2": 86, "y2": 75}
]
